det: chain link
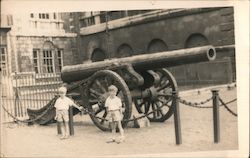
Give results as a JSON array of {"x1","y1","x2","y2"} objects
[
  {"x1": 219, "y1": 97, "x2": 237, "y2": 117},
  {"x1": 178, "y1": 96, "x2": 214, "y2": 108},
  {"x1": 125, "y1": 103, "x2": 167, "y2": 122},
  {"x1": 178, "y1": 95, "x2": 237, "y2": 118}
]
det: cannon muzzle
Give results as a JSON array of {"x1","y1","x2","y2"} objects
[{"x1": 61, "y1": 45, "x2": 216, "y2": 83}]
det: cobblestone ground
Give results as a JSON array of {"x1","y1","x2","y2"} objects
[{"x1": 1, "y1": 85, "x2": 239, "y2": 157}]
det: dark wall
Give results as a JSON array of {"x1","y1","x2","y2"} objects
[
  {"x1": 78, "y1": 7, "x2": 235, "y2": 86},
  {"x1": 79, "y1": 7, "x2": 234, "y2": 61}
]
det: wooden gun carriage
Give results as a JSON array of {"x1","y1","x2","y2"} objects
[{"x1": 61, "y1": 45, "x2": 216, "y2": 131}]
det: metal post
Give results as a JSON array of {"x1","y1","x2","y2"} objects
[
  {"x1": 172, "y1": 91, "x2": 182, "y2": 145},
  {"x1": 57, "y1": 122, "x2": 62, "y2": 134},
  {"x1": 68, "y1": 106, "x2": 74, "y2": 135},
  {"x1": 212, "y1": 89, "x2": 220, "y2": 143},
  {"x1": 14, "y1": 72, "x2": 18, "y2": 117}
]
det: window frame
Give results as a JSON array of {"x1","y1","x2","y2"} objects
[
  {"x1": 57, "y1": 49, "x2": 64, "y2": 72},
  {"x1": 0, "y1": 46, "x2": 7, "y2": 76},
  {"x1": 38, "y1": 13, "x2": 50, "y2": 19},
  {"x1": 33, "y1": 49, "x2": 40, "y2": 74},
  {"x1": 42, "y1": 49, "x2": 55, "y2": 73}
]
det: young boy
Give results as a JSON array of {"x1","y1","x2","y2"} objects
[
  {"x1": 105, "y1": 85, "x2": 125, "y2": 143},
  {"x1": 54, "y1": 86, "x2": 83, "y2": 139}
]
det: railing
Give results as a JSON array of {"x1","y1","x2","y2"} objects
[{"x1": 1, "y1": 72, "x2": 62, "y2": 122}]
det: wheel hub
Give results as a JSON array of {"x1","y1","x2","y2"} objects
[{"x1": 149, "y1": 86, "x2": 159, "y2": 101}]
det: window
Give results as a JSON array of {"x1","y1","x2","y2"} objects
[
  {"x1": 33, "y1": 49, "x2": 40, "y2": 73},
  {"x1": 57, "y1": 49, "x2": 63, "y2": 71},
  {"x1": 82, "y1": 12, "x2": 96, "y2": 26},
  {"x1": 33, "y1": 48, "x2": 63, "y2": 74},
  {"x1": 0, "y1": 47, "x2": 7, "y2": 76},
  {"x1": 53, "y1": 13, "x2": 57, "y2": 19},
  {"x1": 30, "y1": 13, "x2": 34, "y2": 18},
  {"x1": 33, "y1": 42, "x2": 64, "y2": 74},
  {"x1": 86, "y1": 16, "x2": 95, "y2": 26},
  {"x1": 0, "y1": 32, "x2": 7, "y2": 45},
  {"x1": 100, "y1": 11, "x2": 106, "y2": 23},
  {"x1": 42, "y1": 50, "x2": 54, "y2": 73},
  {"x1": 39, "y1": 13, "x2": 50, "y2": 19},
  {"x1": 56, "y1": 22, "x2": 60, "y2": 29}
]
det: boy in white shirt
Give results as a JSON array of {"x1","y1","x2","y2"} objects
[
  {"x1": 105, "y1": 85, "x2": 125, "y2": 143},
  {"x1": 54, "y1": 86, "x2": 83, "y2": 139}
]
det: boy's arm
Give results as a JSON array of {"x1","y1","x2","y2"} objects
[
  {"x1": 68, "y1": 98, "x2": 83, "y2": 111},
  {"x1": 71, "y1": 102, "x2": 83, "y2": 111},
  {"x1": 105, "y1": 99, "x2": 109, "y2": 111},
  {"x1": 54, "y1": 100, "x2": 59, "y2": 119},
  {"x1": 118, "y1": 98, "x2": 123, "y2": 113},
  {"x1": 55, "y1": 109, "x2": 59, "y2": 120}
]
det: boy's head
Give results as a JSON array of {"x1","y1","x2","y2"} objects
[
  {"x1": 108, "y1": 85, "x2": 118, "y2": 97},
  {"x1": 58, "y1": 86, "x2": 67, "y2": 97}
]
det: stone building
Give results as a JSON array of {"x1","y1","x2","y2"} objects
[
  {"x1": 0, "y1": 12, "x2": 80, "y2": 97},
  {"x1": 77, "y1": 8, "x2": 235, "y2": 86},
  {"x1": 5, "y1": 12, "x2": 77, "y2": 74},
  {"x1": 1, "y1": 8, "x2": 235, "y2": 87},
  {"x1": 0, "y1": 15, "x2": 12, "y2": 75},
  {"x1": 0, "y1": 14, "x2": 12, "y2": 96}
]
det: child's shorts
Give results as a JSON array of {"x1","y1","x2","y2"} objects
[
  {"x1": 107, "y1": 110, "x2": 122, "y2": 122},
  {"x1": 56, "y1": 110, "x2": 69, "y2": 122}
]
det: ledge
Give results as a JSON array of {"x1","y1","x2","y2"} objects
[{"x1": 80, "y1": 8, "x2": 220, "y2": 36}]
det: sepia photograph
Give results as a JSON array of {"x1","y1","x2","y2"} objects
[{"x1": 0, "y1": 1, "x2": 249, "y2": 157}]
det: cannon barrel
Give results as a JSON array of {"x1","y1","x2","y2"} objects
[{"x1": 61, "y1": 45, "x2": 216, "y2": 83}]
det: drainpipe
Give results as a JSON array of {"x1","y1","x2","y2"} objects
[{"x1": 105, "y1": 11, "x2": 110, "y2": 59}]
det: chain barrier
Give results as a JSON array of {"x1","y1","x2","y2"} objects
[
  {"x1": 178, "y1": 96, "x2": 214, "y2": 108},
  {"x1": 2, "y1": 92, "x2": 238, "y2": 125},
  {"x1": 219, "y1": 97, "x2": 237, "y2": 117},
  {"x1": 1, "y1": 96, "x2": 58, "y2": 123},
  {"x1": 76, "y1": 94, "x2": 238, "y2": 122},
  {"x1": 79, "y1": 103, "x2": 167, "y2": 123},
  {"x1": 178, "y1": 95, "x2": 237, "y2": 117}
]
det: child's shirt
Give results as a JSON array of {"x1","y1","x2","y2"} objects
[
  {"x1": 54, "y1": 97, "x2": 74, "y2": 110},
  {"x1": 105, "y1": 96, "x2": 122, "y2": 111}
]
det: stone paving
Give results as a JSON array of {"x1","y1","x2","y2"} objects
[{"x1": 1, "y1": 85, "x2": 240, "y2": 157}]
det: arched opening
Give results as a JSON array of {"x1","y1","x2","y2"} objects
[
  {"x1": 43, "y1": 41, "x2": 55, "y2": 50},
  {"x1": 116, "y1": 44, "x2": 133, "y2": 58},
  {"x1": 91, "y1": 48, "x2": 106, "y2": 62},
  {"x1": 185, "y1": 33, "x2": 209, "y2": 48},
  {"x1": 147, "y1": 39, "x2": 168, "y2": 54}
]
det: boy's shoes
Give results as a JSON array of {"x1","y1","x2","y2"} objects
[
  {"x1": 64, "y1": 134, "x2": 69, "y2": 139},
  {"x1": 115, "y1": 136, "x2": 125, "y2": 144},
  {"x1": 60, "y1": 135, "x2": 69, "y2": 140},
  {"x1": 106, "y1": 138, "x2": 115, "y2": 143},
  {"x1": 60, "y1": 135, "x2": 65, "y2": 139}
]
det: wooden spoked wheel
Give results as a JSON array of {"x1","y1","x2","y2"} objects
[
  {"x1": 134, "y1": 68, "x2": 177, "y2": 122},
  {"x1": 86, "y1": 70, "x2": 132, "y2": 131}
]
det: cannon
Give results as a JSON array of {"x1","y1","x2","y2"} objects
[{"x1": 62, "y1": 45, "x2": 216, "y2": 131}]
